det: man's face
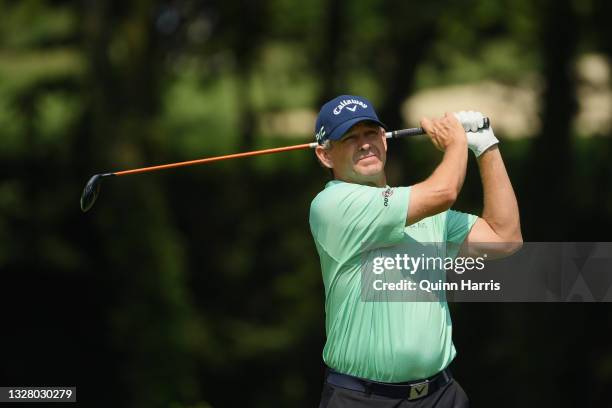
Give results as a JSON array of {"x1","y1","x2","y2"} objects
[{"x1": 322, "y1": 122, "x2": 388, "y2": 185}]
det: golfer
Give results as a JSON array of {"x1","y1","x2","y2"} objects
[{"x1": 309, "y1": 95, "x2": 521, "y2": 407}]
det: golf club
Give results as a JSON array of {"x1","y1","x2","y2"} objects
[{"x1": 80, "y1": 118, "x2": 490, "y2": 212}]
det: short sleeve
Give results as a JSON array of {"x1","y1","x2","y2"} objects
[
  {"x1": 444, "y1": 209, "x2": 478, "y2": 258},
  {"x1": 309, "y1": 183, "x2": 410, "y2": 261}
]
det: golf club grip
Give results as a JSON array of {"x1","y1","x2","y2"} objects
[{"x1": 388, "y1": 117, "x2": 490, "y2": 139}]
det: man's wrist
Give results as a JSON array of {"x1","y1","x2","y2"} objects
[
  {"x1": 468, "y1": 135, "x2": 498, "y2": 157},
  {"x1": 476, "y1": 144, "x2": 500, "y2": 162},
  {"x1": 449, "y1": 133, "x2": 468, "y2": 148}
]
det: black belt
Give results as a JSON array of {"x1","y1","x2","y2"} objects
[{"x1": 325, "y1": 367, "x2": 453, "y2": 400}]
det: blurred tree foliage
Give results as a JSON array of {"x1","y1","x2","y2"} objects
[{"x1": 1, "y1": 0, "x2": 611, "y2": 407}]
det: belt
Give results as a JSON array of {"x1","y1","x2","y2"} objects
[{"x1": 325, "y1": 367, "x2": 453, "y2": 400}]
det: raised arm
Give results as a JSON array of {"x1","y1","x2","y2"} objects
[
  {"x1": 407, "y1": 113, "x2": 468, "y2": 226},
  {"x1": 457, "y1": 111, "x2": 522, "y2": 258}
]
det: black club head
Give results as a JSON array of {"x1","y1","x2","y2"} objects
[{"x1": 80, "y1": 173, "x2": 113, "y2": 212}]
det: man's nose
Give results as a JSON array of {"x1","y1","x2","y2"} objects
[{"x1": 356, "y1": 135, "x2": 371, "y2": 150}]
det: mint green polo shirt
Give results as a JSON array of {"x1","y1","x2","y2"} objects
[{"x1": 309, "y1": 180, "x2": 477, "y2": 383}]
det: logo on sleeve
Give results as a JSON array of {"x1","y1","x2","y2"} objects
[{"x1": 382, "y1": 188, "x2": 393, "y2": 207}]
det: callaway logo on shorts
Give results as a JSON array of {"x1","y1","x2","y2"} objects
[{"x1": 333, "y1": 99, "x2": 368, "y2": 115}]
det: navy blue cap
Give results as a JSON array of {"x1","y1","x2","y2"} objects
[{"x1": 314, "y1": 95, "x2": 386, "y2": 145}]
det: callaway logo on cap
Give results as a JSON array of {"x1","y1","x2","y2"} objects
[{"x1": 315, "y1": 95, "x2": 386, "y2": 144}]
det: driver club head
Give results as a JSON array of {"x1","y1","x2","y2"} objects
[{"x1": 80, "y1": 173, "x2": 113, "y2": 212}]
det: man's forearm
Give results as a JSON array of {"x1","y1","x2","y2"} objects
[
  {"x1": 430, "y1": 138, "x2": 468, "y2": 199},
  {"x1": 407, "y1": 116, "x2": 468, "y2": 225},
  {"x1": 477, "y1": 146, "x2": 522, "y2": 241}
]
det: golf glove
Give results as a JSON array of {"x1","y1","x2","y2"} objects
[{"x1": 454, "y1": 110, "x2": 498, "y2": 157}]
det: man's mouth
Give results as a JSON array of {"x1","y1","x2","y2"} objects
[{"x1": 356, "y1": 153, "x2": 378, "y2": 162}]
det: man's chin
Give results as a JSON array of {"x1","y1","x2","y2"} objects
[
  {"x1": 353, "y1": 164, "x2": 384, "y2": 178},
  {"x1": 355, "y1": 159, "x2": 384, "y2": 176}
]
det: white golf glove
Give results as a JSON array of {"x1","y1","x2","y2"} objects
[{"x1": 454, "y1": 110, "x2": 498, "y2": 157}]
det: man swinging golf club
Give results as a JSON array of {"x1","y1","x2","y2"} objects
[{"x1": 310, "y1": 95, "x2": 522, "y2": 407}]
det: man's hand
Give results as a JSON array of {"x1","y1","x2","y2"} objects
[
  {"x1": 420, "y1": 112, "x2": 467, "y2": 152},
  {"x1": 454, "y1": 111, "x2": 499, "y2": 157}
]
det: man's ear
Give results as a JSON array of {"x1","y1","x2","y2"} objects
[{"x1": 315, "y1": 145, "x2": 334, "y2": 169}]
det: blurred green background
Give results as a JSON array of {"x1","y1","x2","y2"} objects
[{"x1": 1, "y1": 0, "x2": 611, "y2": 407}]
